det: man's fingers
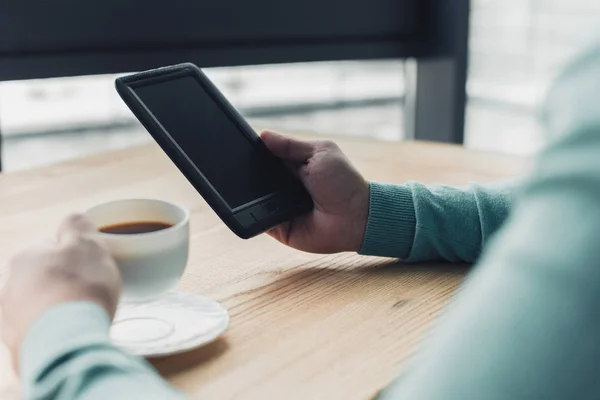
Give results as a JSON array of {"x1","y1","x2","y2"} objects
[
  {"x1": 266, "y1": 221, "x2": 291, "y2": 244},
  {"x1": 266, "y1": 224, "x2": 285, "y2": 243},
  {"x1": 261, "y1": 131, "x2": 315, "y2": 162},
  {"x1": 57, "y1": 214, "x2": 96, "y2": 244}
]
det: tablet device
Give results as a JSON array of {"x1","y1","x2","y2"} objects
[{"x1": 115, "y1": 63, "x2": 313, "y2": 239}]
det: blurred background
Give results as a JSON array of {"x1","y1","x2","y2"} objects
[{"x1": 1, "y1": 0, "x2": 599, "y2": 171}]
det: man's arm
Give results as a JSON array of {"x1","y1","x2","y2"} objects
[
  {"x1": 22, "y1": 302, "x2": 188, "y2": 400},
  {"x1": 259, "y1": 130, "x2": 518, "y2": 261},
  {"x1": 1, "y1": 215, "x2": 189, "y2": 400},
  {"x1": 377, "y1": 44, "x2": 600, "y2": 399},
  {"x1": 360, "y1": 181, "x2": 517, "y2": 263}
]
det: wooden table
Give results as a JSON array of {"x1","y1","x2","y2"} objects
[{"x1": 0, "y1": 138, "x2": 526, "y2": 399}]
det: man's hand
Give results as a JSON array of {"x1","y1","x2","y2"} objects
[
  {"x1": 1, "y1": 214, "x2": 121, "y2": 368},
  {"x1": 261, "y1": 131, "x2": 370, "y2": 253}
]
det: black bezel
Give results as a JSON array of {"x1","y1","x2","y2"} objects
[{"x1": 115, "y1": 63, "x2": 312, "y2": 238}]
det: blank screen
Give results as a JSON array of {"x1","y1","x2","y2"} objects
[{"x1": 134, "y1": 76, "x2": 289, "y2": 209}]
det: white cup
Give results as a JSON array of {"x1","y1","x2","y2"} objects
[{"x1": 86, "y1": 199, "x2": 190, "y2": 302}]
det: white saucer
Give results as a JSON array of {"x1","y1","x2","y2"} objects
[{"x1": 110, "y1": 292, "x2": 229, "y2": 357}]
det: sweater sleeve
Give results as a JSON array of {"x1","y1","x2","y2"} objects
[
  {"x1": 359, "y1": 180, "x2": 517, "y2": 263},
  {"x1": 21, "y1": 302, "x2": 188, "y2": 400}
]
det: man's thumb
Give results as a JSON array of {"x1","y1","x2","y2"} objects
[
  {"x1": 261, "y1": 131, "x2": 315, "y2": 162},
  {"x1": 57, "y1": 214, "x2": 96, "y2": 244}
]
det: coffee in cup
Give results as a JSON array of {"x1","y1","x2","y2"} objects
[
  {"x1": 99, "y1": 221, "x2": 174, "y2": 235},
  {"x1": 86, "y1": 199, "x2": 190, "y2": 302}
]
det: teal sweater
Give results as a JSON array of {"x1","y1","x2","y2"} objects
[
  {"x1": 360, "y1": 181, "x2": 515, "y2": 263},
  {"x1": 20, "y1": 43, "x2": 600, "y2": 399}
]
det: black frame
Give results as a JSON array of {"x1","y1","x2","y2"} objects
[{"x1": 115, "y1": 63, "x2": 313, "y2": 239}]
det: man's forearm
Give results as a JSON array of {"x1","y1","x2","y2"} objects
[
  {"x1": 21, "y1": 302, "x2": 188, "y2": 400},
  {"x1": 359, "y1": 181, "x2": 516, "y2": 263}
]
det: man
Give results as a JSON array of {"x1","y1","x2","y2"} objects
[{"x1": 3, "y1": 43, "x2": 600, "y2": 399}]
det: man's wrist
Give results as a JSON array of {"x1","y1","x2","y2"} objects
[{"x1": 349, "y1": 179, "x2": 371, "y2": 252}]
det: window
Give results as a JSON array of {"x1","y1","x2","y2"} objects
[{"x1": 1, "y1": 0, "x2": 599, "y2": 170}]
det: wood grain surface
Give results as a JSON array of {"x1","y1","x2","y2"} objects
[{"x1": 0, "y1": 138, "x2": 527, "y2": 399}]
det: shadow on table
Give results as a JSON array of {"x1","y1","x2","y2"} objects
[
  {"x1": 272, "y1": 258, "x2": 471, "y2": 287},
  {"x1": 353, "y1": 259, "x2": 470, "y2": 275},
  {"x1": 148, "y1": 337, "x2": 229, "y2": 376},
  {"x1": 223, "y1": 257, "x2": 471, "y2": 318},
  {"x1": 293, "y1": 258, "x2": 469, "y2": 300}
]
